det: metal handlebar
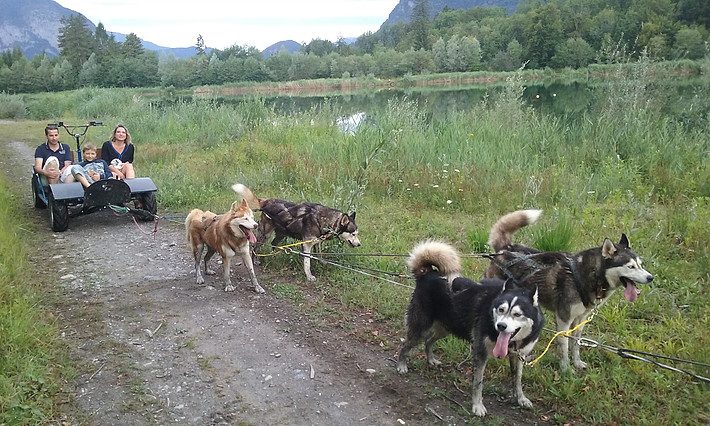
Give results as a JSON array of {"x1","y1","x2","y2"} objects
[{"x1": 47, "y1": 121, "x2": 104, "y2": 162}]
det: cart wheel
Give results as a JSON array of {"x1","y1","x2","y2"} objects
[
  {"x1": 49, "y1": 198, "x2": 69, "y2": 232},
  {"x1": 32, "y1": 176, "x2": 47, "y2": 209},
  {"x1": 136, "y1": 191, "x2": 157, "y2": 221}
]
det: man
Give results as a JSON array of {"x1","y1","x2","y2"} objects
[{"x1": 34, "y1": 125, "x2": 72, "y2": 184}]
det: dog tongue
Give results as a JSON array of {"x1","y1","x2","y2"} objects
[
  {"x1": 244, "y1": 228, "x2": 257, "y2": 244},
  {"x1": 493, "y1": 332, "x2": 512, "y2": 358},
  {"x1": 624, "y1": 282, "x2": 638, "y2": 302}
]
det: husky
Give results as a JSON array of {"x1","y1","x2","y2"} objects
[
  {"x1": 485, "y1": 209, "x2": 654, "y2": 371},
  {"x1": 233, "y1": 184, "x2": 361, "y2": 282},
  {"x1": 397, "y1": 241, "x2": 544, "y2": 417},
  {"x1": 185, "y1": 185, "x2": 264, "y2": 294}
]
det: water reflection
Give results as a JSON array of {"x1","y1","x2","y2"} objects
[{"x1": 176, "y1": 80, "x2": 707, "y2": 126}]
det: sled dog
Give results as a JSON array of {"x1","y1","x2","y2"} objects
[
  {"x1": 185, "y1": 185, "x2": 264, "y2": 293},
  {"x1": 485, "y1": 209, "x2": 654, "y2": 370},
  {"x1": 233, "y1": 184, "x2": 361, "y2": 281},
  {"x1": 397, "y1": 240, "x2": 544, "y2": 417}
]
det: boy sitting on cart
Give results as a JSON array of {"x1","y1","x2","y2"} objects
[{"x1": 60, "y1": 143, "x2": 111, "y2": 188}]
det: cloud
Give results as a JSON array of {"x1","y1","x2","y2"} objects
[{"x1": 56, "y1": 0, "x2": 398, "y2": 50}]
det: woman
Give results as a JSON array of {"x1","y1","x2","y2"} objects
[{"x1": 102, "y1": 124, "x2": 135, "y2": 179}]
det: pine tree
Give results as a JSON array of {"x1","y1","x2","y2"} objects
[
  {"x1": 196, "y1": 34, "x2": 206, "y2": 56},
  {"x1": 411, "y1": 0, "x2": 431, "y2": 51},
  {"x1": 57, "y1": 15, "x2": 95, "y2": 72}
]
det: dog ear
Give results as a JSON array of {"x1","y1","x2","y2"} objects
[
  {"x1": 619, "y1": 233, "x2": 630, "y2": 248},
  {"x1": 349, "y1": 211, "x2": 356, "y2": 221},
  {"x1": 501, "y1": 278, "x2": 516, "y2": 293},
  {"x1": 601, "y1": 238, "x2": 617, "y2": 258}
]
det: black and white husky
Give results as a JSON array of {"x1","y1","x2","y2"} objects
[
  {"x1": 485, "y1": 209, "x2": 654, "y2": 371},
  {"x1": 397, "y1": 241, "x2": 545, "y2": 417}
]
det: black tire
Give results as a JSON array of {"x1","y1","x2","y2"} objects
[
  {"x1": 49, "y1": 198, "x2": 69, "y2": 232},
  {"x1": 32, "y1": 176, "x2": 47, "y2": 209},
  {"x1": 136, "y1": 191, "x2": 157, "y2": 221}
]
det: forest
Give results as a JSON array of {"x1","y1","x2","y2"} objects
[{"x1": 0, "y1": 0, "x2": 707, "y2": 93}]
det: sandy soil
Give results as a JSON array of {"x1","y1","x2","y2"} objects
[{"x1": 4, "y1": 140, "x2": 543, "y2": 425}]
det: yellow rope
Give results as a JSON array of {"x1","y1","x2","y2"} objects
[
  {"x1": 253, "y1": 238, "x2": 321, "y2": 257},
  {"x1": 525, "y1": 309, "x2": 597, "y2": 367}
]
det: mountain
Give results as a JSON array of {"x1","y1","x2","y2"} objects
[
  {"x1": 0, "y1": 0, "x2": 87, "y2": 57},
  {"x1": 261, "y1": 40, "x2": 303, "y2": 59},
  {"x1": 382, "y1": 0, "x2": 520, "y2": 27},
  {"x1": 0, "y1": 0, "x2": 199, "y2": 58}
]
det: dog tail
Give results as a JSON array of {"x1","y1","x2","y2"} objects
[
  {"x1": 185, "y1": 208, "x2": 203, "y2": 246},
  {"x1": 488, "y1": 209, "x2": 542, "y2": 252},
  {"x1": 407, "y1": 240, "x2": 461, "y2": 282},
  {"x1": 232, "y1": 183, "x2": 263, "y2": 210}
]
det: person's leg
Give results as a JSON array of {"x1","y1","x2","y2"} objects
[
  {"x1": 43, "y1": 157, "x2": 60, "y2": 184},
  {"x1": 123, "y1": 163, "x2": 135, "y2": 179}
]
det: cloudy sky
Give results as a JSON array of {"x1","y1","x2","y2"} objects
[{"x1": 54, "y1": 0, "x2": 400, "y2": 50}]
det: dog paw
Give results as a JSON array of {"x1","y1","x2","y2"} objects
[
  {"x1": 518, "y1": 396, "x2": 533, "y2": 408},
  {"x1": 471, "y1": 403, "x2": 487, "y2": 417},
  {"x1": 253, "y1": 285, "x2": 266, "y2": 294},
  {"x1": 573, "y1": 360, "x2": 588, "y2": 370},
  {"x1": 306, "y1": 275, "x2": 317, "y2": 282},
  {"x1": 427, "y1": 357, "x2": 442, "y2": 366},
  {"x1": 396, "y1": 363, "x2": 408, "y2": 374},
  {"x1": 224, "y1": 285, "x2": 236, "y2": 292},
  {"x1": 196, "y1": 277, "x2": 205, "y2": 285},
  {"x1": 206, "y1": 269, "x2": 216, "y2": 276}
]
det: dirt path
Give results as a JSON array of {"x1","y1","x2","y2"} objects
[{"x1": 4, "y1": 140, "x2": 541, "y2": 425}]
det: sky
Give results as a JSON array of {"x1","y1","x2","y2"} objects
[{"x1": 54, "y1": 0, "x2": 401, "y2": 51}]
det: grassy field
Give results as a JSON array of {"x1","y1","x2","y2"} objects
[{"x1": 1, "y1": 59, "x2": 708, "y2": 423}]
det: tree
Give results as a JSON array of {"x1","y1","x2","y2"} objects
[
  {"x1": 303, "y1": 38, "x2": 335, "y2": 56},
  {"x1": 0, "y1": 47, "x2": 23, "y2": 67},
  {"x1": 552, "y1": 37, "x2": 595, "y2": 68},
  {"x1": 411, "y1": 0, "x2": 431, "y2": 50},
  {"x1": 432, "y1": 37, "x2": 447, "y2": 72},
  {"x1": 459, "y1": 36, "x2": 482, "y2": 71},
  {"x1": 57, "y1": 14, "x2": 95, "y2": 72},
  {"x1": 673, "y1": 26, "x2": 706, "y2": 59},
  {"x1": 78, "y1": 53, "x2": 100, "y2": 86},
  {"x1": 523, "y1": 4, "x2": 565, "y2": 68},
  {"x1": 445, "y1": 35, "x2": 461, "y2": 72},
  {"x1": 36, "y1": 55, "x2": 55, "y2": 91},
  {"x1": 51, "y1": 59, "x2": 75, "y2": 90},
  {"x1": 196, "y1": 34, "x2": 206, "y2": 56},
  {"x1": 265, "y1": 51, "x2": 293, "y2": 81},
  {"x1": 122, "y1": 33, "x2": 145, "y2": 58}
]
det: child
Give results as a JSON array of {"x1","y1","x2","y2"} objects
[{"x1": 61, "y1": 144, "x2": 111, "y2": 188}]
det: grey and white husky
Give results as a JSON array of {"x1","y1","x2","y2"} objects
[
  {"x1": 485, "y1": 209, "x2": 654, "y2": 371},
  {"x1": 397, "y1": 241, "x2": 544, "y2": 417},
  {"x1": 233, "y1": 184, "x2": 361, "y2": 282}
]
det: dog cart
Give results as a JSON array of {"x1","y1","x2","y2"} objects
[{"x1": 32, "y1": 121, "x2": 158, "y2": 231}]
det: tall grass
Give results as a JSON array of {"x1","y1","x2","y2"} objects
[
  {"x1": 7, "y1": 59, "x2": 710, "y2": 423},
  {"x1": 0, "y1": 176, "x2": 65, "y2": 424}
]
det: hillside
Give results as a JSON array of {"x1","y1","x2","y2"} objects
[
  {"x1": 0, "y1": 0, "x2": 90, "y2": 57},
  {"x1": 0, "y1": 0, "x2": 197, "y2": 58},
  {"x1": 382, "y1": 0, "x2": 520, "y2": 26},
  {"x1": 262, "y1": 40, "x2": 303, "y2": 59}
]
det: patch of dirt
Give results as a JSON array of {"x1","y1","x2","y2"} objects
[{"x1": 4, "y1": 140, "x2": 544, "y2": 425}]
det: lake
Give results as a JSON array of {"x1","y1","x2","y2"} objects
[{"x1": 190, "y1": 78, "x2": 708, "y2": 128}]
